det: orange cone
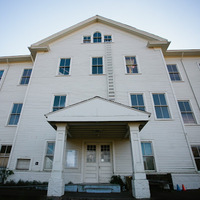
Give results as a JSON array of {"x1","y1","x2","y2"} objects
[{"x1": 182, "y1": 184, "x2": 186, "y2": 191}]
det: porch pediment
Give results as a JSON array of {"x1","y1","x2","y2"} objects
[{"x1": 45, "y1": 96, "x2": 150, "y2": 123}]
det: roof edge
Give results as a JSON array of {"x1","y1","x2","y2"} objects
[
  {"x1": 0, "y1": 55, "x2": 32, "y2": 63},
  {"x1": 164, "y1": 49, "x2": 200, "y2": 57}
]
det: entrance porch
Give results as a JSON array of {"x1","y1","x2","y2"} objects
[{"x1": 45, "y1": 96, "x2": 151, "y2": 199}]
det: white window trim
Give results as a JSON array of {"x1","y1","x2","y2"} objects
[
  {"x1": 150, "y1": 92, "x2": 173, "y2": 121},
  {"x1": 43, "y1": 141, "x2": 55, "y2": 171},
  {"x1": 15, "y1": 158, "x2": 31, "y2": 171},
  {"x1": 177, "y1": 99, "x2": 198, "y2": 125},
  {"x1": 128, "y1": 92, "x2": 147, "y2": 111},
  {"x1": 50, "y1": 94, "x2": 67, "y2": 112},
  {"x1": 141, "y1": 140, "x2": 157, "y2": 172},
  {"x1": 19, "y1": 68, "x2": 32, "y2": 85},
  {"x1": 90, "y1": 56, "x2": 105, "y2": 75},
  {"x1": 166, "y1": 63, "x2": 183, "y2": 82},
  {"x1": 56, "y1": 58, "x2": 72, "y2": 76},
  {"x1": 123, "y1": 55, "x2": 141, "y2": 75},
  {"x1": 6, "y1": 102, "x2": 23, "y2": 127}
]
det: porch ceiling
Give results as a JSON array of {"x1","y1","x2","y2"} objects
[{"x1": 67, "y1": 122, "x2": 129, "y2": 139}]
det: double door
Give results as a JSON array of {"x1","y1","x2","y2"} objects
[{"x1": 84, "y1": 143, "x2": 113, "y2": 183}]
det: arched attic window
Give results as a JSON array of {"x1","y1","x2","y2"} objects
[{"x1": 93, "y1": 32, "x2": 102, "y2": 43}]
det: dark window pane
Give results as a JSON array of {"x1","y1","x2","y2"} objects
[
  {"x1": 162, "y1": 106, "x2": 170, "y2": 118},
  {"x1": 137, "y1": 95, "x2": 144, "y2": 105},
  {"x1": 53, "y1": 96, "x2": 60, "y2": 107},
  {"x1": 155, "y1": 107, "x2": 162, "y2": 118},
  {"x1": 178, "y1": 102, "x2": 185, "y2": 111},
  {"x1": 131, "y1": 95, "x2": 137, "y2": 106},
  {"x1": 98, "y1": 67, "x2": 103, "y2": 74},
  {"x1": 0, "y1": 146, "x2": 6, "y2": 153},
  {"x1": 60, "y1": 96, "x2": 66, "y2": 107},
  {"x1": 92, "y1": 58, "x2": 97, "y2": 65},
  {"x1": 159, "y1": 94, "x2": 166, "y2": 105},
  {"x1": 60, "y1": 59, "x2": 65, "y2": 66},
  {"x1": 6, "y1": 146, "x2": 12, "y2": 154},
  {"x1": 192, "y1": 146, "x2": 199, "y2": 157},
  {"x1": 146, "y1": 157, "x2": 155, "y2": 170},
  {"x1": 92, "y1": 66, "x2": 97, "y2": 74},
  {"x1": 153, "y1": 94, "x2": 159, "y2": 105},
  {"x1": 195, "y1": 159, "x2": 200, "y2": 171},
  {"x1": 167, "y1": 65, "x2": 173, "y2": 72},
  {"x1": 184, "y1": 102, "x2": 191, "y2": 111},
  {"x1": 98, "y1": 57, "x2": 102, "y2": 65}
]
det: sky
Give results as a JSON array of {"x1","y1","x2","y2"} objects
[{"x1": 0, "y1": 0, "x2": 200, "y2": 56}]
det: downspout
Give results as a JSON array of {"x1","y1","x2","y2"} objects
[{"x1": 180, "y1": 52, "x2": 200, "y2": 112}]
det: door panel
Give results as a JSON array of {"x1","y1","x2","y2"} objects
[{"x1": 84, "y1": 143, "x2": 112, "y2": 183}]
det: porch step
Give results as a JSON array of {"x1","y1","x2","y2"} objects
[{"x1": 65, "y1": 184, "x2": 121, "y2": 193}]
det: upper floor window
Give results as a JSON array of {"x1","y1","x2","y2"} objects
[
  {"x1": 178, "y1": 101, "x2": 196, "y2": 124},
  {"x1": 92, "y1": 57, "x2": 103, "y2": 74},
  {"x1": 53, "y1": 95, "x2": 66, "y2": 111},
  {"x1": 166, "y1": 64, "x2": 181, "y2": 81},
  {"x1": 152, "y1": 93, "x2": 170, "y2": 119},
  {"x1": 0, "y1": 145, "x2": 12, "y2": 168},
  {"x1": 104, "y1": 35, "x2": 112, "y2": 42},
  {"x1": 130, "y1": 94, "x2": 145, "y2": 111},
  {"x1": 93, "y1": 32, "x2": 102, "y2": 43},
  {"x1": 20, "y1": 69, "x2": 32, "y2": 85},
  {"x1": 191, "y1": 145, "x2": 200, "y2": 171},
  {"x1": 83, "y1": 36, "x2": 91, "y2": 43},
  {"x1": 0, "y1": 70, "x2": 4, "y2": 81},
  {"x1": 125, "y1": 56, "x2": 138, "y2": 74},
  {"x1": 8, "y1": 103, "x2": 23, "y2": 125},
  {"x1": 59, "y1": 58, "x2": 71, "y2": 75},
  {"x1": 141, "y1": 142, "x2": 155, "y2": 170},
  {"x1": 44, "y1": 142, "x2": 55, "y2": 170}
]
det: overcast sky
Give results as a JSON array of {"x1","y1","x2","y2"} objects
[{"x1": 0, "y1": 0, "x2": 199, "y2": 56}]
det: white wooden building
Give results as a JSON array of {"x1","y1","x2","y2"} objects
[{"x1": 0, "y1": 16, "x2": 200, "y2": 198}]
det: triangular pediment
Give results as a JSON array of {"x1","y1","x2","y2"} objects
[
  {"x1": 29, "y1": 15, "x2": 170, "y2": 59},
  {"x1": 45, "y1": 96, "x2": 150, "y2": 124}
]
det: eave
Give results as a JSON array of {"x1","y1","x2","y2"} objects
[
  {"x1": 0, "y1": 55, "x2": 32, "y2": 64},
  {"x1": 164, "y1": 49, "x2": 200, "y2": 57}
]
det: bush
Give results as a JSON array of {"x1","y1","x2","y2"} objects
[
  {"x1": 110, "y1": 175, "x2": 126, "y2": 190},
  {"x1": 0, "y1": 168, "x2": 14, "y2": 184}
]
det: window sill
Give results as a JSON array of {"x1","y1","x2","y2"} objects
[
  {"x1": 125, "y1": 73, "x2": 142, "y2": 75},
  {"x1": 90, "y1": 74, "x2": 106, "y2": 76},
  {"x1": 81, "y1": 42, "x2": 113, "y2": 44},
  {"x1": 55, "y1": 75, "x2": 71, "y2": 77},
  {"x1": 171, "y1": 80, "x2": 184, "y2": 83},
  {"x1": 17, "y1": 84, "x2": 28, "y2": 86},
  {"x1": 154, "y1": 118, "x2": 173, "y2": 121},
  {"x1": 6, "y1": 125, "x2": 17, "y2": 127},
  {"x1": 184, "y1": 123, "x2": 200, "y2": 126}
]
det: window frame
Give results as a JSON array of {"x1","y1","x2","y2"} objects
[
  {"x1": 43, "y1": 141, "x2": 55, "y2": 171},
  {"x1": 178, "y1": 100, "x2": 196, "y2": 124},
  {"x1": 166, "y1": 64, "x2": 182, "y2": 81},
  {"x1": 7, "y1": 103, "x2": 23, "y2": 126},
  {"x1": 124, "y1": 56, "x2": 139, "y2": 74},
  {"x1": 83, "y1": 36, "x2": 91, "y2": 43},
  {"x1": 130, "y1": 93, "x2": 146, "y2": 111},
  {"x1": 20, "y1": 68, "x2": 32, "y2": 85},
  {"x1": 152, "y1": 93, "x2": 171, "y2": 120},
  {"x1": 91, "y1": 57, "x2": 104, "y2": 75},
  {"x1": 58, "y1": 58, "x2": 71, "y2": 76},
  {"x1": 16, "y1": 158, "x2": 31, "y2": 170},
  {"x1": 191, "y1": 145, "x2": 200, "y2": 171},
  {"x1": 52, "y1": 95, "x2": 66, "y2": 112},
  {"x1": 0, "y1": 145, "x2": 12, "y2": 168},
  {"x1": 141, "y1": 141, "x2": 156, "y2": 171},
  {"x1": 93, "y1": 32, "x2": 102, "y2": 43}
]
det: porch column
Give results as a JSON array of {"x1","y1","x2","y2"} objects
[
  {"x1": 128, "y1": 122, "x2": 150, "y2": 199},
  {"x1": 47, "y1": 123, "x2": 67, "y2": 197}
]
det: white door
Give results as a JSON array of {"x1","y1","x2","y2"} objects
[{"x1": 84, "y1": 143, "x2": 113, "y2": 183}]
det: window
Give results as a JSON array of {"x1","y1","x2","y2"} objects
[
  {"x1": 83, "y1": 36, "x2": 91, "y2": 43},
  {"x1": 87, "y1": 145, "x2": 96, "y2": 163},
  {"x1": 167, "y1": 64, "x2": 181, "y2": 81},
  {"x1": 66, "y1": 150, "x2": 78, "y2": 168},
  {"x1": 141, "y1": 142, "x2": 155, "y2": 170},
  {"x1": 178, "y1": 101, "x2": 196, "y2": 124},
  {"x1": 8, "y1": 103, "x2": 23, "y2": 125},
  {"x1": 53, "y1": 95, "x2": 66, "y2": 111},
  {"x1": 153, "y1": 94, "x2": 170, "y2": 119},
  {"x1": 191, "y1": 145, "x2": 200, "y2": 171},
  {"x1": 104, "y1": 35, "x2": 112, "y2": 42},
  {"x1": 0, "y1": 145, "x2": 12, "y2": 168},
  {"x1": 16, "y1": 159, "x2": 30, "y2": 170},
  {"x1": 92, "y1": 57, "x2": 103, "y2": 74},
  {"x1": 125, "y1": 56, "x2": 138, "y2": 74},
  {"x1": 44, "y1": 142, "x2": 55, "y2": 170},
  {"x1": 93, "y1": 32, "x2": 101, "y2": 43},
  {"x1": 101, "y1": 145, "x2": 110, "y2": 163},
  {"x1": 20, "y1": 69, "x2": 32, "y2": 84},
  {"x1": 130, "y1": 94, "x2": 145, "y2": 111},
  {"x1": 59, "y1": 58, "x2": 71, "y2": 75},
  {"x1": 0, "y1": 70, "x2": 4, "y2": 81}
]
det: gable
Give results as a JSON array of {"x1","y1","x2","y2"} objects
[
  {"x1": 29, "y1": 15, "x2": 170, "y2": 59},
  {"x1": 45, "y1": 96, "x2": 150, "y2": 123}
]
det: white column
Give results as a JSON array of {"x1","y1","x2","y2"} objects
[
  {"x1": 128, "y1": 122, "x2": 150, "y2": 199},
  {"x1": 47, "y1": 123, "x2": 67, "y2": 197}
]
